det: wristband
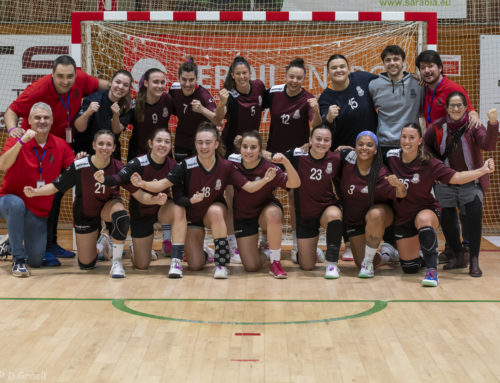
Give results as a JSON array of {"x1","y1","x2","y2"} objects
[
  {"x1": 17, "y1": 139, "x2": 25, "y2": 146},
  {"x1": 8, "y1": 127, "x2": 17, "y2": 133}
]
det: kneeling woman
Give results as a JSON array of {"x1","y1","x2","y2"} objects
[
  {"x1": 387, "y1": 123, "x2": 494, "y2": 286},
  {"x1": 339, "y1": 131, "x2": 406, "y2": 278},
  {"x1": 131, "y1": 123, "x2": 277, "y2": 279},
  {"x1": 94, "y1": 128, "x2": 186, "y2": 278},
  {"x1": 228, "y1": 131, "x2": 300, "y2": 278},
  {"x1": 24, "y1": 130, "x2": 151, "y2": 278},
  {"x1": 285, "y1": 125, "x2": 345, "y2": 278}
]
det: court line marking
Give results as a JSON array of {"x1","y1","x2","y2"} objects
[{"x1": 1, "y1": 298, "x2": 499, "y2": 324}]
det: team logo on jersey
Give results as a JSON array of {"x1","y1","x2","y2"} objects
[
  {"x1": 325, "y1": 162, "x2": 333, "y2": 174},
  {"x1": 411, "y1": 173, "x2": 420, "y2": 184},
  {"x1": 162, "y1": 107, "x2": 169, "y2": 118},
  {"x1": 215, "y1": 179, "x2": 222, "y2": 190},
  {"x1": 258, "y1": 95, "x2": 262, "y2": 106},
  {"x1": 356, "y1": 86, "x2": 364, "y2": 96},
  {"x1": 361, "y1": 185, "x2": 368, "y2": 194},
  {"x1": 292, "y1": 109, "x2": 301, "y2": 119}
]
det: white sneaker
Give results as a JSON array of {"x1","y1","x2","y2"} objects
[
  {"x1": 358, "y1": 261, "x2": 374, "y2": 278},
  {"x1": 168, "y1": 258, "x2": 183, "y2": 278},
  {"x1": 291, "y1": 247, "x2": 298, "y2": 264},
  {"x1": 110, "y1": 260, "x2": 126, "y2": 278},
  {"x1": 150, "y1": 250, "x2": 158, "y2": 261},
  {"x1": 341, "y1": 243, "x2": 354, "y2": 261},
  {"x1": 214, "y1": 265, "x2": 229, "y2": 279},
  {"x1": 97, "y1": 233, "x2": 112, "y2": 261},
  {"x1": 324, "y1": 263, "x2": 340, "y2": 279},
  {"x1": 259, "y1": 241, "x2": 271, "y2": 259},
  {"x1": 230, "y1": 249, "x2": 242, "y2": 264},
  {"x1": 316, "y1": 248, "x2": 325, "y2": 263},
  {"x1": 380, "y1": 242, "x2": 399, "y2": 263},
  {"x1": 203, "y1": 244, "x2": 215, "y2": 264}
]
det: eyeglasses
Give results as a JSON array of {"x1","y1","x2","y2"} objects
[{"x1": 448, "y1": 103, "x2": 465, "y2": 110}]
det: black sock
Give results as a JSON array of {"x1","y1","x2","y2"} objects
[
  {"x1": 326, "y1": 220, "x2": 342, "y2": 263},
  {"x1": 171, "y1": 244, "x2": 184, "y2": 260},
  {"x1": 214, "y1": 238, "x2": 230, "y2": 266},
  {"x1": 440, "y1": 208, "x2": 462, "y2": 253},
  {"x1": 418, "y1": 226, "x2": 438, "y2": 269}
]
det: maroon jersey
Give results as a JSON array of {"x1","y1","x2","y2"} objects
[
  {"x1": 286, "y1": 148, "x2": 341, "y2": 220},
  {"x1": 340, "y1": 150, "x2": 396, "y2": 227},
  {"x1": 386, "y1": 149, "x2": 456, "y2": 225},
  {"x1": 53, "y1": 157, "x2": 133, "y2": 219},
  {"x1": 167, "y1": 156, "x2": 248, "y2": 223},
  {"x1": 222, "y1": 79, "x2": 266, "y2": 154},
  {"x1": 169, "y1": 83, "x2": 216, "y2": 150},
  {"x1": 265, "y1": 84, "x2": 315, "y2": 153},
  {"x1": 128, "y1": 93, "x2": 174, "y2": 161},
  {"x1": 106, "y1": 153, "x2": 178, "y2": 218},
  {"x1": 228, "y1": 154, "x2": 288, "y2": 220}
]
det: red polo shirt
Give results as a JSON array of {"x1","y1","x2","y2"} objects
[
  {"x1": 9, "y1": 70, "x2": 99, "y2": 140},
  {"x1": 423, "y1": 76, "x2": 474, "y2": 127},
  {"x1": 0, "y1": 135, "x2": 75, "y2": 217}
]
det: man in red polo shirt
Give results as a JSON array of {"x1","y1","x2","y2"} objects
[
  {"x1": 0, "y1": 102, "x2": 75, "y2": 277},
  {"x1": 4, "y1": 55, "x2": 109, "y2": 259}
]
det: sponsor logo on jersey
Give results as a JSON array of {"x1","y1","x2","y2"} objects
[
  {"x1": 411, "y1": 173, "x2": 420, "y2": 184},
  {"x1": 345, "y1": 150, "x2": 357, "y2": 164},
  {"x1": 138, "y1": 154, "x2": 150, "y2": 166},
  {"x1": 228, "y1": 153, "x2": 242, "y2": 163},
  {"x1": 185, "y1": 157, "x2": 199, "y2": 169},
  {"x1": 356, "y1": 86, "x2": 364, "y2": 96},
  {"x1": 229, "y1": 89, "x2": 239, "y2": 98},
  {"x1": 74, "y1": 157, "x2": 90, "y2": 170},
  {"x1": 360, "y1": 185, "x2": 368, "y2": 194},
  {"x1": 326, "y1": 162, "x2": 332, "y2": 174},
  {"x1": 269, "y1": 84, "x2": 286, "y2": 93},
  {"x1": 170, "y1": 82, "x2": 181, "y2": 90},
  {"x1": 292, "y1": 109, "x2": 301, "y2": 119},
  {"x1": 386, "y1": 148, "x2": 401, "y2": 158},
  {"x1": 293, "y1": 147, "x2": 308, "y2": 156},
  {"x1": 162, "y1": 107, "x2": 169, "y2": 118},
  {"x1": 215, "y1": 179, "x2": 222, "y2": 190}
]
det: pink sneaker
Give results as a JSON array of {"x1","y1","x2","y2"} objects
[
  {"x1": 269, "y1": 260, "x2": 288, "y2": 279},
  {"x1": 162, "y1": 239, "x2": 172, "y2": 257}
]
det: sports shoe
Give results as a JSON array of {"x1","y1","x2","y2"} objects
[
  {"x1": 259, "y1": 241, "x2": 270, "y2": 259},
  {"x1": 203, "y1": 244, "x2": 214, "y2": 263},
  {"x1": 422, "y1": 268, "x2": 438, "y2": 287},
  {"x1": 12, "y1": 260, "x2": 30, "y2": 277},
  {"x1": 358, "y1": 261, "x2": 374, "y2": 278},
  {"x1": 214, "y1": 265, "x2": 229, "y2": 279},
  {"x1": 163, "y1": 239, "x2": 172, "y2": 257},
  {"x1": 438, "y1": 247, "x2": 453, "y2": 264},
  {"x1": 316, "y1": 248, "x2": 325, "y2": 263},
  {"x1": 230, "y1": 249, "x2": 242, "y2": 264},
  {"x1": 150, "y1": 250, "x2": 158, "y2": 261},
  {"x1": 47, "y1": 243, "x2": 75, "y2": 258},
  {"x1": 324, "y1": 263, "x2": 340, "y2": 279},
  {"x1": 380, "y1": 242, "x2": 399, "y2": 263},
  {"x1": 168, "y1": 258, "x2": 183, "y2": 278},
  {"x1": 0, "y1": 235, "x2": 10, "y2": 260},
  {"x1": 42, "y1": 251, "x2": 61, "y2": 267},
  {"x1": 97, "y1": 233, "x2": 112, "y2": 261},
  {"x1": 290, "y1": 247, "x2": 298, "y2": 264},
  {"x1": 110, "y1": 260, "x2": 126, "y2": 278},
  {"x1": 341, "y1": 243, "x2": 354, "y2": 261},
  {"x1": 269, "y1": 260, "x2": 288, "y2": 279}
]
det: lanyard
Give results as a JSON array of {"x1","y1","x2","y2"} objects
[
  {"x1": 52, "y1": 78, "x2": 71, "y2": 127},
  {"x1": 33, "y1": 147, "x2": 47, "y2": 178},
  {"x1": 426, "y1": 77, "x2": 443, "y2": 124}
]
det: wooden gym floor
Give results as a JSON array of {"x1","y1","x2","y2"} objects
[{"x1": 0, "y1": 230, "x2": 499, "y2": 383}]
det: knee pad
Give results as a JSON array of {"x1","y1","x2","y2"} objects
[
  {"x1": 109, "y1": 210, "x2": 129, "y2": 241},
  {"x1": 78, "y1": 257, "x2": 97, "y2": 270},
  {"x1": 400, "y1": 257, "x2": 423, "y2": 274}
]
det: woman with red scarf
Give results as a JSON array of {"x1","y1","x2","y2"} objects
[{"x1": 424, "y1": 91, "x2": 498, "y2": 277}]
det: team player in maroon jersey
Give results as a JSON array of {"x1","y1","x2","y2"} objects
[
  {"x1": 264, "y1": 58, "x2": 322, "y2": 261},
  {"x1": 169, "y1": 57, "x2": 218, "y2": 162},
  {"x1": 228, "y1": 131, "x2": 300, "y2": 278},
  {"x1": 284, "y1": 125, "x2": 344, "y2": 278},
  {"x1": 24, "y1": 130, "x2": 163, "y2": 278},
  {"x1": 386, "y1": 123, "x2": 494, "y2": 286},
  {"x1": 94, "y1": 128, "x2": 187, "y2": 278},
  {"x1": 339, "y1": 131, "x2": 406, "y2": 278},
  {"x1": 130, "y1": 122, "x2": 277, "y2": 279}
]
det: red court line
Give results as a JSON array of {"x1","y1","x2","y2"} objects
[
  {"x1": 235, "y1": 333, "x2": 261, "y2": 336},
  {"x1": 231, "y1": 359, "x2": 260, "y2": 362}
]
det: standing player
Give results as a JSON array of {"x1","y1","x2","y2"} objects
[
  {"x1": 264, "y1": 58, "x2": 322, "y2": 261},
  {"x1": 169, "y1": 56, "x2": 218, "y2": 162},
  {"x1": 285, "y1": 125, "x2": 343, "y2": 278},
  {"x1": 131, "y1": 122, "x2": 277, "y2": 279},
  {"x1": 228, "y1": 131, "x2": 300, "y2": 278},
  {"x1": 24, "y1": 130, "x2": 139, "y2": 278},
  {"x1": 94, "y1": 128, "x2": 186, "y2": 277},
  {"x1": 339, "y1": 131, "x2": 406, "y2": 278},
  {"x1": 74, "y1": 69, "x2": 134, "y2": 159},
  {"x1": 387, "y1": 123, "x2": 495, "y2": 286},
  {"x1": 4, "y1": 55, "x2": 109, "y2": 260}
]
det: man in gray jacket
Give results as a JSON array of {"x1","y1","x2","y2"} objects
[{"x1": 369, "y1": 45, "x2": 424, "y2": 158}]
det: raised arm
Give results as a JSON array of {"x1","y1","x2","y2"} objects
[
  {"x1": 0, "y1": 129, "x2": 36, "y2": 171},
  {"x1": 74, "y1": 101, "x2": 100, "y2": 132},
  {"x1": 213, "y1": 88, "x2": 229, "y2": 126},
  {"x1": 3, "y1": 108, "x2": 24, "y2": 138},
  {"x1": 271, "y1": 153, "x2": 301, "y2": 188},
  {"x1": 449, "y1": 158, "x2": 495, "y2": 184},
  {"x1": 191, "y1": 99, "x2": 217, "y2": 125},
  {"x1": 385, "y1": 174, "x2": 407, "y2": 198},
  {"x1": 308, "y1": 97, "x2": 322, "y2": 128},
  {"x1": 241, "y1": 167, "x2": 277, "y2": 193},
  {"x1": 130, "y1": 172, "x2": 173, "y2": 193}
]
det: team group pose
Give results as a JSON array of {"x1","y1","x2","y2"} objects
[{"x1": 1, "y1": 48, "x2": 498, "y2": 287}]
